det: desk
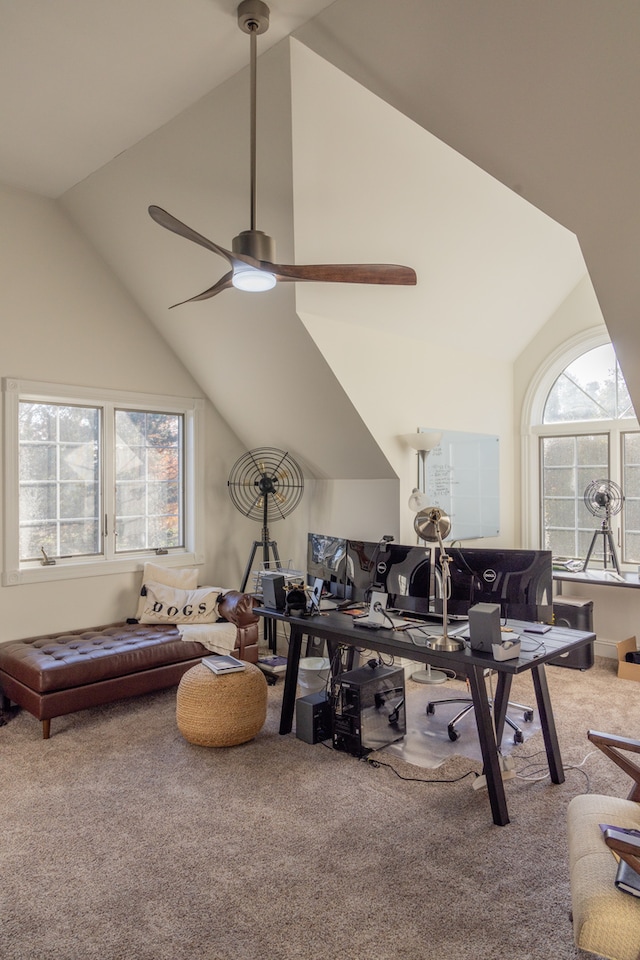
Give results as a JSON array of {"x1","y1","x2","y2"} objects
[
  {"x1": 256, "y1": 608, "x2": 595, "y2": 827},
  {"x1": 554, "y1": 570, "x2": 640, "y2": 592}
]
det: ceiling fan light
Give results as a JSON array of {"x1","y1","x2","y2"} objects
[{"x1": 232, "y1": 266, "x2": 276, "y2": 292}]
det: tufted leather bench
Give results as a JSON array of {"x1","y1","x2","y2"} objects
[{"x1": 0, "y1": 591, "x2": 259, "y2": 739}]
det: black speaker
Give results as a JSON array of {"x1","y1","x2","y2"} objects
[
  {"x1": 550, "y1": 597, "x2": 594, "y2": 670},
  {"x1": 469, "y1": 602, "x2": 502, "y2": 652},
  {"x1": 262, "y1": 572, "x2": 286, "y2": 610}
]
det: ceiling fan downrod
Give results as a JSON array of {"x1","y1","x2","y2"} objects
[{"x1": 234, "y1": 0, "x2": 275, "y2": 263}]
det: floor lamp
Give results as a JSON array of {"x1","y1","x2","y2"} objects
[{"x1": 402, "y1": 430, "x2": 450, "y2": 684}]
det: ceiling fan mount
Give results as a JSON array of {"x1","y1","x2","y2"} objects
[
  {"x1": 148, "y1": 1, "x2": 416, "y2": 306},
  {"x1": 237, "y1": 0, "x2": 270, "y2": 37}
]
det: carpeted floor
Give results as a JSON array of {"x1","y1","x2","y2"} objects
[{"x1": 1, "y1": 655, "x2": 636, "y2": 960}]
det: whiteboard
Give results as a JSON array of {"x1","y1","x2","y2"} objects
[{"x1": 420, "y1": 428, "x2": 500, "y2": 541}]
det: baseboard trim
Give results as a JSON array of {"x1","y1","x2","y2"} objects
[{"x1": 594, "y1": 638, "x2": 618, "y2": 660}]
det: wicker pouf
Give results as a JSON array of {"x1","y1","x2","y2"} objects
[{"x1": 176, "y1": 661, "x2": 267, "y2": 747}]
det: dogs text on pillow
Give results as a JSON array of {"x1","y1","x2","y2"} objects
[
  {"x1": 139, "y1": 582, "x2": 224, "y2": 624},
  {"x1": 135, "y1": 563, "x2": 200, "y2": 620}
]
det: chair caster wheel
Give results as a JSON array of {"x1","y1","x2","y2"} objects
[
  {"x1": 426, "y1": 703, "x2": 436, "y2": 715},
  {"x1": 514, "y1": 730, "x2": 524, "y2": 744},
  {"x1": 448, "y1": 726, "x2": 459, "y2": 742},
  {"x1": 524, "y1": 710, "x2": 534, "y2": 722}
]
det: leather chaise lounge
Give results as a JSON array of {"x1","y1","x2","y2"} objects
[{"x1": 0, "y1": 591, "x2": 259, "y2": 739}]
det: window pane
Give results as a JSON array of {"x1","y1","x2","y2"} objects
[
  {"x1": 18, "y1": 402, "x2": 101, "y2": 561},
  {"x1": 544, "y1": 498, "x2": 577, "y2": 528},
  {"x1": 59, "y1": 482, "x2": 99, "y2": 519},
  {"x1": 116, "y1": 482, "x2": 146, "y2": 517},
  {"x1": 540, "y1": 434, "x2": 609, "y2": 559},
  {"x1": 20, "y1": 522, "x2": 57, "y2": 560},
  {"x1": 19, "y1": 403, "x2": 57, "y2": 441},
  {"x1": 576, "y1": 434, "x2": 608, "y2": 464},
  {"x1": 543, "y1": 467, "x2": 575, "y2": 497},
  {"x1": 19, "y1": 483, "x2": 57, "y2": 522},
  {"x1": 625, "y1": 532, "x2": 640, "y2": 563},
  {"x1": 623, "y1": 433, "x2": 640, "y2": 563},
  {"x1": 59, "y1": 443, "x2": 99, "y2": 483},
  {"x1": 59, "y1": 520, "x2": 100, "y2": 556},
  {"x1": 115, "y1": 410, "x2": 183, "y2": 552},
  {"x1": 19, "y1": 444, "x2": 56, "y2": 481},
  {"x1": 543, "y1": 344, "x2": 637, "y2": 423},
  {"x1": 115, "y1": 517, "x2": 146, "y2": 551},
  {"x1": 541, "y1": 436, "x2": 576, "y2": 466}
]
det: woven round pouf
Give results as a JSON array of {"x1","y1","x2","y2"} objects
[{"x1": 176, "y1": 662, "x2": 267, "y2": 747}]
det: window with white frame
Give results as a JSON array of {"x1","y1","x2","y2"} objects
[
  {"x1": 3, "y1": 379, "x2": 203, "y2": 584},
  {"x1": 528, "y1": 342, "x2": 640, "y2": 565}
]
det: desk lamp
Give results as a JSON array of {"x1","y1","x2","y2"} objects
[
  {"x1": 414, "y1": 507, "x2": 465, "y2": 653},
  {"x1": 402, "y1": 431, "x2": 450, "y2": 681}
]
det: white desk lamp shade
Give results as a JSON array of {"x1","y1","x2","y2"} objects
[{"x1": 401, "y1": 431, "x2": 442, "y2": 452}]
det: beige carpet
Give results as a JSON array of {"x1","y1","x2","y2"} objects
[{"x1": 1, "y1": 656, "x2": 636, "y2": 960}]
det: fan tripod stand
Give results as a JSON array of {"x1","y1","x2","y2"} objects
[
  {"x1": 583, "y1": 518, "x2": 621, "y2": 575},
  {"x1": 240, "y1": 525, "x2": 281, "y2": 592}
]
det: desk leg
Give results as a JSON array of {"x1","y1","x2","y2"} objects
[
  {"x1": 493, "y1": 673, "x2": 513, "y2": 747},
  {"x1": 279, "y1": 624, "x2": 303, "y2": 735},
  {"x1": 531, "y1": 663, "x2": 564, "y2": 784},
  {"x1": 467, "y1": 664, "x2": 510, "y2": 826}
]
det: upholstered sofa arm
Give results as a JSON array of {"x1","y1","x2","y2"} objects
[
  {"x1": 218, "y1": 590, "x2": 258, "y2": 629},
  {"x1": 588, "y1": 730, "x2": 640, "y2": 801}
]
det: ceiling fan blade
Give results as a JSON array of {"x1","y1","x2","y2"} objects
[
  {"x1": 170, "y1": 270, "x2": 234, "y2": 308},
  {"x1": 149, "y1": 205, "x2": 239, "y2": 266},
  {"x1": 270, "y1": 262, "x2": 417, "y2": 286}
]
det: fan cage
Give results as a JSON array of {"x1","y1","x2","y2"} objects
[
  {"x1": 227, "y1": 447, "x2": 304, "y2": 523},
  {"x1": 583, "y1": 479, "x2": 624, "y2": 518}
]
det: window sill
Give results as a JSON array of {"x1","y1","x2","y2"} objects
[{"x1": 3, "y1": 551, "x2": 203, "y2": 586}]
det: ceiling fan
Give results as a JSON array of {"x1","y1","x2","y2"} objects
[{"x1": 148, "y1": 0, "x2": 417, "y2": 307}]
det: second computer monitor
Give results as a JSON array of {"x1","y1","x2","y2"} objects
[{"x1": 434, "y1": 547, "x2": 553, "y2": 622}]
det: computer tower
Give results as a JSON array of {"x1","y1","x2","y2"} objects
[
  {"x1": 550, "y1": 597, "x2": 594, "y2": 670},
  {"x1": 296, "y1": 692, "x2": 332, "y2": 744},
  {"x1": 331, "y1": 662, "x2": 406, "y2": 757}
]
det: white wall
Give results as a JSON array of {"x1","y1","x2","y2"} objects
[{"x1": 0, "y1": 184, "x2": 245, "y2": 641}]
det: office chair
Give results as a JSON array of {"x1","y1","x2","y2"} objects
[{"x1": 426, "y1": 678, "x2": 534, "y2": 743}]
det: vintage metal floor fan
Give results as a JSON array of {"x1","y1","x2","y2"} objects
[
  {"x1": 582, "y1": 479, "x2": 624, "y2": 574},
  {"x1": 227, "y1": 447, "x2": 304, "y2": 591}
]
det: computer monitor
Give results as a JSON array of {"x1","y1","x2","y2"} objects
[
  {"x1": 345, "y1": 540, "x2": 431, "y2": 614},
  {"x1": 434, "y1": 547, "x2": 553, "y2": 622},
  {"x1": 306, "y1": 533, "x2": 349, "y2": 598}
]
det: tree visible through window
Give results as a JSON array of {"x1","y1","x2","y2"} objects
[{"x1": 115, "y1": 410, "x2": 183, "y2": 552}]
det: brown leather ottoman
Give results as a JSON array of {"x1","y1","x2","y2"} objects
[
  {"x1": 0, "y1": 623, "x2": 209, "y2": 739},
  {"x1": 0, "y1": 594, "x2": 259, "y2": 739}
]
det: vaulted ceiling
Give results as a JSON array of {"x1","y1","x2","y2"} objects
[{"x1": 2, "y1": 0, "x2": 638, "y2": 444}]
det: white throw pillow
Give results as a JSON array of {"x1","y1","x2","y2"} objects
[
  {"x1": 135, "y1": 563, "x2": 199, "y2": 620},
  {"x1": 138, "y1": 581, "x2": 222, "y2": 624}
]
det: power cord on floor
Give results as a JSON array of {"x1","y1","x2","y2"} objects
[
  {"x1": 361, "y1": 754, "x2": 479, "y2": 785},
  {"x1": 511, "y1": 747, "x2": 596, "y2": 792}
]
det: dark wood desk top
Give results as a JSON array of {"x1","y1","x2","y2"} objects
[{"x1": 255, "y1": 607, "x2": 594, "y2": 674}]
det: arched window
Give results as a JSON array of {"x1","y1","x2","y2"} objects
[{"x1": 529, "y1": 341, "x2": 640, "y2": 566}]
